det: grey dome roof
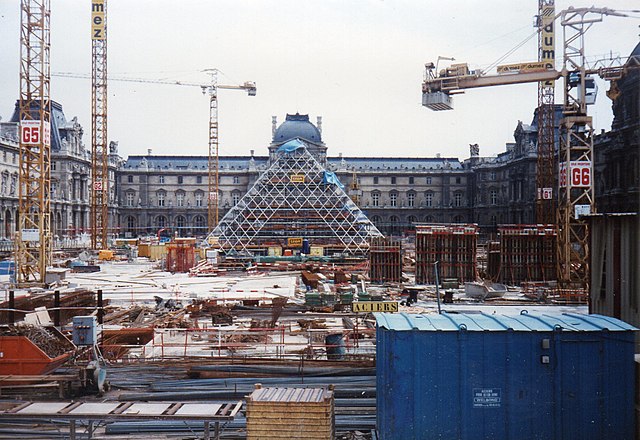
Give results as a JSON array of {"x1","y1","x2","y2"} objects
[{"x1": 273, "y1": 113, "x2": 322, "y2": 144}]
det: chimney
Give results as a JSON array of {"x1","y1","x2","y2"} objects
[
  {"x1": 317, "y1": 116, "x2": 323, "y2": 134},
  {"x1": 272, "y1": 116, "x2": 277, "y2": 137},
  {"x1": 250, "y1": 149, "x2": 254, "y2": 157},
  {"x1": 147, "y1": 148, "x2": 152, "y2": 156}
]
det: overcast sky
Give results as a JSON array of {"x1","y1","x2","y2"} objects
[{"x1": 0, "y1": 1, "x2": 638, "y2": 160}]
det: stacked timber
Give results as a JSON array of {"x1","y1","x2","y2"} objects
[{"x1": 246, "y1": 384, "x2": 335, "y2": 439}]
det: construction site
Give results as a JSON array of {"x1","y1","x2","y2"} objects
[{"x1": 0, "y1": 1, "x2": 639, "y2": 439}]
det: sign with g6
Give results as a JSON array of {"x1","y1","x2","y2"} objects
[{"x1": 559, "y1": 161, "x2": 591, "y2": 188}]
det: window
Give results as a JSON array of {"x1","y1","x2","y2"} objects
[
  {"x1": 390, "y1": 192, "x2": 397, "y2": 207},
  {"x1": 195, "y1": 192, "x2": 203, "y2": 207},
  {"x1": 391, "y1": 177, "x2": 396, "y2": 184},
  {"x1": 51, "y1": 161, "x2": 57, "y2": 171},
  {"x1": 159, "y1": 175, "x2": 165, "y2": 184},
  {"x1": 232, "y1": 192, "x2": 240, "y2": 206},
  {"x1": 157, "y1": 192, "x2": 165, "y2": 207},
  {"x1": 371, "y1": 215, "x2": 382, "y2": 223},
  {"x1": 425, "y1": 192, "x2": 433, "y2": 207},
  {"x1": 372, "y1": 192, "x2": 380, "y2": 207},
  {"x1": 490, "y1": 171, "x2": 497, "y2": 181},
  {"x1": 126, "y1": 216, "x2": 136, "y2": 230},
  {"x1": 175, "y1": 216, "x2": 186, "y2": 230},
  {"x1": 51, "y1": 182, "x2": 57, "y2": 199},
  {"x1": 454, "y1": 192, "x2": 462, "y2": 207},
  {"x1": 9, "y1": 175, "x2": 16, "y2": 195},
  {"x1": 156, "y1": 216, "x2": 167, "y2": 228},
  {"x1": 193, "y1": 215, "x2": 206, "y2": 228},
  {"x1": 233, "y1": 176, "x2": 239, "y2": 184},
  {"x1": 390, "y1": 215, "x2": 399, "y2": 223},
  {"x1": 426, "y1": 177, "x2": 432, "y2": 184},
  {"x1": 196, "y1": 176, "x2": 202, "y2": 184},
  {"x1": 176, "y1": 192, "x2": 184, "y2": 207},
  {"x1": 127, "y1": 175, "x2": 133, "y2": 183},
  {"x1": 177, "y1": 176, "x2": 183, "y2": 184},
  {"x1": 409, "y1": 176, "x2": 414, "y2": 185},
  {"x1": 126, "y1": 192, "x2": 135, "y2": 207},
  {"x1": 2, "y1": 151, "x2": 5, "y2": 162},
  {"x1": 12, "y1": 153, "x2": 16, "y2": 164},
  {"x1": 407, "y1": 215, "x2": 417, "y2": 224},
  {"x1": 408, "y1": 192, "x2": 415, "y2": 207},
  {"x1": 490, "y1": 189, "x2": 498, "y2": 205},
  {"x1": 373, "y1": 177, "x2": 379, "y2": 185},
  {"x1": 455, "y1": 177, "x2": 461, "y2": 184}
]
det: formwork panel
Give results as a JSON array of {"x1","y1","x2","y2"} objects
[
  {"x1": 415, "y1": 224, "x2": 478, "y2": 284},
  {"x1": 497, "y1": 224, "x2": 557, "y2": 285},
  {"x1": 369, "y1": 237, "x2": 402, "y2": 283}
]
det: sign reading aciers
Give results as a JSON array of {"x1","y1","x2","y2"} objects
[
  {"x1": 473, "y1": 388, "x2": 502, "y2": 408},
  {"x1": 287, "y1": 237, "x2": 303, "y2": 247},
  {"x1": 92, "y1": 0, "x2": 106, "y2": 40},
  {"x1": 352, "y1": 301, "x2": 399, "y2": 313}
]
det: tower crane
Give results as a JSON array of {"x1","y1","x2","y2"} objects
[
  {"x1": 51, "y1": 70, "x2": 256, "y2": 235},
  {"x1": 16, "y1": 0, "x2": 52, "y2": 286},
  {"x1": 91, "y1": 0, "x2": 109, "y2": 251},
  {"x1": 422, "y1": 6, "x2": 636, "y2": 296}
]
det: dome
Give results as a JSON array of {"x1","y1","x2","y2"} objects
[{"x1": 272, "y1": 113, "x2": 322, "y2": 145}]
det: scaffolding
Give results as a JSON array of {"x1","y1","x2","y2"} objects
[
  {"x1": 206, "y1": 139, "x2": 382, "y2": 255},
  {"x1": 369, "y1": 237, "x2": 402, "y2": 284},
  {"x1": 496, "y1": 224, "x2": 557, "y2": 285},
  {"x1": 415, "y1": 224, "x2": 478, "y2": 285}
]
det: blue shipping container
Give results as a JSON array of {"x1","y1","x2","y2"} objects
[{"x1": 376, "y1": 312, "x2": 636, "y2": 440}]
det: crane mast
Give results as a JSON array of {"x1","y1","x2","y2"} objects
[
  {"x1": 536, "y1": 0, "x2": 556, "y2": 224},
  {"x1": 90, "y1": 0, "x2": 109, "y2": 250},
  {"x1": 17, "y1": 0, "x2": 52, "y2": 285}
]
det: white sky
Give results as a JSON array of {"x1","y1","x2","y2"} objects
[{"x1": 0, "y1": 1, "x2": 639, "y2": 160}]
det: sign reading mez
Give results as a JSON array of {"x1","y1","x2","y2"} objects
[
  {"x1": 92, "y1": 0, "x2": 106, "y2": 40},
  {"x1": 352, "y1": 301, "x2": 399, "y2": 313}
]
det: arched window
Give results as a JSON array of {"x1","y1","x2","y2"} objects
[
  {"x1": 193, "y1": 215, "x2": 206, "y2": 228},
  {"x1": 175, "y1": 215, "x2": 186, "y2": 230},
  {"x1": 126, "y1": 216, "x2": 136, "y2": 231},
  {"x1": 407, "y1": 215, "x2": 417, "y2": 224},
  {"x1": 156, "y1": 215, "x2": 167, "y2": 228},
  {"x1": 425, "y1": 215, "x2": 434, "y2": 223}
]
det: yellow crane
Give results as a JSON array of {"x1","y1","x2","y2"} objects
[
  {"x1": 52, "y1": 70, "x2": 256, "y2": 235},
  {"x1": 17, "y1": 0, "x2": 52, "y2": 286},
  {"x1": 422, "y1": 6, "x2": 634, "y2": 294}
]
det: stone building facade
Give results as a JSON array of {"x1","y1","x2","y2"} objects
[
  {"x1": 0, "y1": 101, "x2": 120, "y2": 241},
  {"x1": 117, "y1": 112, "x2": 545, "y2": 238}
]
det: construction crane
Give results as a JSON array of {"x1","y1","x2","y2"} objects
[
  {"x1": 422, "y1": 6, "x2": 634, "y2": 294},
  {"x1": 90, "y1": 0, "x2": 109, "y2": 251},
  {"x1": 16, "y1": 0, "x2": 52, "y2": 286},
  {"x1": 52, "y1": 70, "x2": 256, "y2": 234},
  {"x1": 536, "y1": 0, "x2": 556, "y2": 225}
]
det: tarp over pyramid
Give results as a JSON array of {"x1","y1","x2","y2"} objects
[{"x1": 206, "y1": 139, "x2": 383, "y2": 255}]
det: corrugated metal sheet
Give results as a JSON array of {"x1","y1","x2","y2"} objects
[
  {"x1": 376, "y1": 312, "x2": 637, "y2": 440},
  {"x1": 375, "y1": 312, "x2": 637, "y2": 332},
  {"x1": 248, "y1": 386, "x2": 330, "y2": 403}
]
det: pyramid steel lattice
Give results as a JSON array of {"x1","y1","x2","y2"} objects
[{"x1": 206, "y1": 139, "x2": 382, "y2": 254}]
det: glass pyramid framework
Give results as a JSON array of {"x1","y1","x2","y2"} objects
[{"x1": 206, "y1": 139, "x2": 383, "y2": 255}]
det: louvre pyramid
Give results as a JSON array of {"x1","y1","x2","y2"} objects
[{"x1": 206, "y1": 139, "x2": 382, "y2": 254}]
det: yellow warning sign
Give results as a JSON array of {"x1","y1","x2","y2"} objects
[
  {"x1": 290, "y1": 174, "x2": 305, "y2": 183},
  {"x1": 352, "y1": 301, "x2": 399, "y2": 313}
]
